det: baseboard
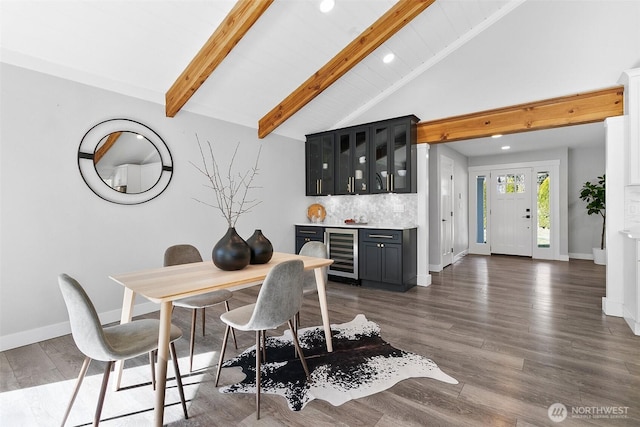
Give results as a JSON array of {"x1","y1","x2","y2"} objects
[
  {"x1": 429, "y1": 264, "x2": 442, "y2": 272},
  {"x1": 569, "y1": 252, "x2": 593, "y2": 260},
  {"x1": 623, "y1": 307, "x2": 640, "y2": 335},
  {"x1": 602, "y1": 297, "x2": 624, "y2": 317},
  {"x1": 0, "y1": 301, "x2": 159, "y2": 352},
  {"x1": 454, "y1": 250, "x2": 468, "y2": 263},
  {"x1": 417, "y1": 273, "x2": 431, "y2": 287}
]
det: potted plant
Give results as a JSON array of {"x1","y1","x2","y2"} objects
[{"x1": 579, "y1": 174, "x2": 606, "y2": 265}]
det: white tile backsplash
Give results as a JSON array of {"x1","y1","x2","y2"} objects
[{"x1": 309, "y1": 193, "x2": 418, "y2": 228}]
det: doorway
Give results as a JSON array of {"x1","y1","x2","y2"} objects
[
  {"x1": 468, "y1": 161, "x2": 560, "y2": 260},
  {"x1": 440, "y1": 156, "x2": 454, "y2": 268}
]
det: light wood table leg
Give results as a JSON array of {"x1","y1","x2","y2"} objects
[
  {"x1": 114, "y1": 288, "x2": 135, "y2": 391},
  {"x1": 314, "y1": 268, "x2": 333, "y2": 352},
  {"x1": 154, "y1": 301, "x2": 173, "y2": 427}
]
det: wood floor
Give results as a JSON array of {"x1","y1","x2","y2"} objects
[{"x1": 1, "y1": 255, "x2": 639, "y2": 426}]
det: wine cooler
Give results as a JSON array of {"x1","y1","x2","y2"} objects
[{"x1": 325, "y1": 228, "x2": 359, "y2": 281}]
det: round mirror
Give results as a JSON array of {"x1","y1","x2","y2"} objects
[{"x1": 78, "y1": 119, "x2": 173, "y2": 204}]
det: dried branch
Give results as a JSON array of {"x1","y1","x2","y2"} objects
[{"x1": 191, "y1": 136, "x2": 262, "y2": 228}]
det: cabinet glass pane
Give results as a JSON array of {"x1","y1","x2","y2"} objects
[
  {"x1": 321, "y1": 134, "x2": 334, "y2": 190},
  {"x1": 306, "y1": 137, "x2": 322, "y2": 194},
  {"x1": 393, "y1": 124, "x2": 408, "y2": 191},
  {"x1": 373, "y1": 127, "x2": 388, "y2": 191},
  {"x1": 337, "y1": 133, "x2": 351, "y2": 193},
  {"x1": 354, "y1": 129, "x2": 368, "y2": 193}
]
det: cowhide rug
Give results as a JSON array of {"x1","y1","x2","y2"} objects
[{"x1": 218, "y1": 314, "x2": 458, "y2": 411}]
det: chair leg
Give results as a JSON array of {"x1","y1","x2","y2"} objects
[
  {"x1": 224, "y1": 301, "x2": 238, "y2": 349},
  {"x1": 288, "y1": 320, "x2": 310, "y2": 380},
  {"x1": 93, "y1": 361, "x2": 114, "y2": 426},
  {"x1": 188, "y1": 309, "x2": 197, "y2": 372},
  {"x1": 201, "y1": 307, "x2": 206, "y2": 336},
  {"x1": 214, "y1": 325, "x2": 231, "y2": 387},
  {"x1": 261, "y1": 330, "x2": 267, "y2": 361},
  {"x1": 149, "y1": 351, "x2": 156, "y2": 390},
  {"x1": 255, "y1": 330, "x2": 261, "y2": 420},
  {"x1": 60, "y1": 356, "x2": 91, "y2": 427},
  {"x1": 170, "y1": 342, "x2": 189, "y2": 420}
]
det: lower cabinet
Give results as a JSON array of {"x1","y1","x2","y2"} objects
[
  {"x1": 359, "y1": 228, "x2": 417, "y2": 291},
  {"x1": 295, "y1": 225, "x2": 325, "y2": 253}
]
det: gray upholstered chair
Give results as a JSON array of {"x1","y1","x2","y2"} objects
[
  {"x1": 295, "y1": 241, "x2": 329, "y2": 330},
  {"x1": 57, "y1": 274, "x2": 187, "y2": 426},
  {"x1": 164, "y1": 244, "x2": 237, "y2": 372},
  {"x1": 214, "y1": 259, "x2": 311, "y2": 420}
]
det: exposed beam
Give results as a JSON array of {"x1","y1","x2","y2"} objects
[
  {"x1": 258, "y1": 0, "x2": 436, "y2": 139},
  {"x1": 94, "y1": 131, "x2": 122, "y2": 164},
  {"x1": 165, "y1": 0, "x2": 274, "y2": 118},
  {"x1": 417, "y1": 86, "x2": 624, "y2": 144}
]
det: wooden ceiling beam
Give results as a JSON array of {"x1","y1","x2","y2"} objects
[
  {"x1": 417, "y1": 86, "x2": 624, "y2": 144},
  {"x1": 94, "y1": 131, "x2": 122, "y2": 164},
  {"x1": 165, "y1": 0, "x2": 274, "y2": 118},
  {"x1": 258, "y1": 0, "x2": 436, "y2": 139}
]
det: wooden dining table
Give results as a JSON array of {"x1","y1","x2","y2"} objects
[{"x1": 109, "y1": 251, "x2": 334, "y2": 426}]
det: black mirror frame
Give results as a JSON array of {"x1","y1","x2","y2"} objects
[{"x1": 78, "y1": 118, "x2": 173, "y2": 204}]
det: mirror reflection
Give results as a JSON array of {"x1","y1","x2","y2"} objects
[{"x1": 94, "y1": 131, "x2": 162, "y2": 194}]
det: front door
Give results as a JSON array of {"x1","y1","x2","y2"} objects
[{"x1": 490, "y1": 168, "x2": 532, "y2": 256}]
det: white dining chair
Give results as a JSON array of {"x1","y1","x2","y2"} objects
[
  {"x1": 214, "y1": 259, "x2": 311, "y2": 419},
  {"x1": 58, "y1": 274, "x2": 188, "y2": 426}
]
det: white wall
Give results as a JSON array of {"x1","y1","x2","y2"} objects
[
  {"x1": 568, "y1": 145, "x2": 606, "y2": 257},
  {"x1": 0, "y1": 64, "x2": 306, "y2": 350}
]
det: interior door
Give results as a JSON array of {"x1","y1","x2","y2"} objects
[
  {"x1": 490, "y1": 168, "x2": 532, "y2": 256},
  {"x1": 440, "y1": 156, "x2": 454, "y2": 267}
]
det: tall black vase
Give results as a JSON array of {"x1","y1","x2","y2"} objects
[
  {"x1": 246, "y1": 229, "x2": 273, "y2": 264},
  {"x1": 212, "y1": 227, "x2": 251, "y2": 271}
]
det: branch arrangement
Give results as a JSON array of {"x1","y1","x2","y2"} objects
[{"x1": 191, "y1": 136, "x2": 262, "y2": 228}]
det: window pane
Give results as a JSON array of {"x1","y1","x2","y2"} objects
[
  {"x1": 537, "y1": 172, "x2": 550, "y2": 248},
  {"x1": 476, "y1": 176, "x2": 487, "y2": 243}
]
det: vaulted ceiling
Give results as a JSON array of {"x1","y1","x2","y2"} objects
[{"x1": 1, "y1": 0, "x2": 639, "y2": 156}]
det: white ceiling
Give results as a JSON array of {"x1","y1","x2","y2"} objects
[{"x1": 1, "y1": 0, "x2": 639, "y2": 157}]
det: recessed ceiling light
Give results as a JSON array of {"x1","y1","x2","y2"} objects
[
  {"x1": 383, "y1": 53, "x2": 395, "y2": 64},
  {"x1": 491, "y1": 134, "x2": 503, "y2": 139},
  {"x1": 319, "y1": 0, "x2": 334, "y2": 13},
  {"x1": 501, "y1": 145, "x2": 511, "y2": 150}
]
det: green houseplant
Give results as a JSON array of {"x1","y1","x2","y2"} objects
[{"x1": 579, "y1": 174, "x2": 606, "y2": 264}]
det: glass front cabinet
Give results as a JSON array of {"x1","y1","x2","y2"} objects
[
  {"x1": 336, "y1": 126, "x2": 369, "y2": 195},
  {"x1": 306, "y1": 132, "x2": 334, "y2": 196},
  {"x1": 370, "y1": 115, "x2": 418, "y2": 194},
  {"x1": 305, "y1": 115, "x2": 418, "y2": 197}
]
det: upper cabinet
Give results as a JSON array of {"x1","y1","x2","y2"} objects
[
  {"x1": 370, "y1": 115, "x2": 418, "y2": 194},
  {"x1": 336, "y1": 126, "x2": 369, "y2": 195},
  {"x1": 305, "y1": 115, "x2": 418, "y2": 196},
  {"x1": 306, "y1": 133, "x2": 335, "y2": 196}
]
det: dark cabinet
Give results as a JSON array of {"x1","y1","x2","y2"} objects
[
  {"x1": 295, "y1": 225, "x2": 325, "y2": 253},
  {"x1": 370, "y1": 115, "x2": 418, "y2": 194},
  {"x1": 306, "y1": 133, "x2": 334, "y2": 196},
  {"x1": 336, "y1": 126, "x2": 369, "y2": 194},
  {"x1": 359, "y1": 228, "x2": 417, "y2": 291},
  {"x1": 305, "y1": 115, "x2": 418, "y2": 197}
]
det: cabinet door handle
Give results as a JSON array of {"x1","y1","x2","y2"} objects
[
  {"x1": 376, "y1": 243, "x2": 386, "y2": 248},
  {"x1": 300, "y1": 231, "x2": 316, "y2": 234},
  {"x1": 369, "y1": 234, "x2": 394, "y2": 239}
]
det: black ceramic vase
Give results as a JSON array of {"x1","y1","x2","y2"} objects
[
  {"x1": 212, "y1": 227, "x2": 251, "y2": 271},
  {"x1": 246, "y1": 229, "x2": 273, "y2": 264}
]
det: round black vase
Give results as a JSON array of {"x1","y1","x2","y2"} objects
[
  {"x1": 246, "y1": 229, "x2": 273, "y2": 264},
  {"x1": 212, "y1": 227, "x2": 251, "y2": 271}
]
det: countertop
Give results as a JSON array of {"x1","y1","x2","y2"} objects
[{"x1": 295, "y1": 222, "x2": 417, "y2": 230}]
